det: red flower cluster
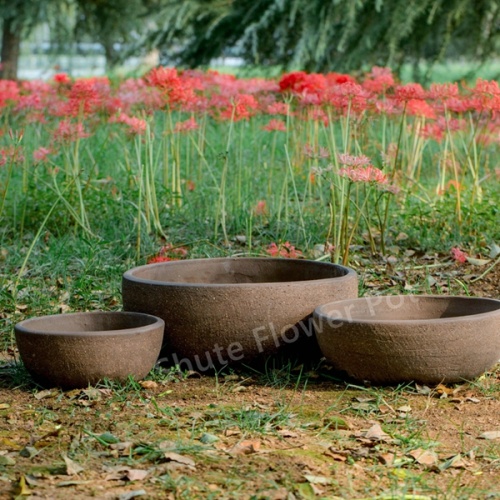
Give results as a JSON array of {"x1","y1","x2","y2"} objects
[
  {"x1": 450, "y1": 247, "x2": 468, "y2": 264},
  {"x1": 266, "y1": 242, "x2": 303, "y2": 258},
  {"x1": 337, "y1": 154, "x2": 388, "y2": 185},
  {"x1": 147, "y1": 243, "x2": 189, "y2": 264}
]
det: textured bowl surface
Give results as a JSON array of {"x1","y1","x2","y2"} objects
[
  {"x1": 122, "y1": 257, "x2": 358, "y2": 370},
  {"x1": 314, "y1": 295, "x2": 500, "y2": 384},
  {"x1": 15, "y1": 311, "x2": 164, "y2": 389}
]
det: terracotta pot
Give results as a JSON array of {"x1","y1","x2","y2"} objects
[
  {"x1": 15, "y1": 311, "x2": 164, "y2": 389},
  {"x1": 314, "y1": 295, "x2": 500, "y2": 385},
  {"x1": 122, "y1": 257, "x2": 358, "y2": 370}
]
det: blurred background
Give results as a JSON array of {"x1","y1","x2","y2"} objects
[{"x1": 1, "y1": 0, "x2": 499, "y2": 82}]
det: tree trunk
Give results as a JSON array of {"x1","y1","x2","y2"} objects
[
  {"x1": 103, "y1": 39, "x2": 119, "y2": 72},
  {"x1": 0, "y1": 17, "x2": 22, "y2": 80}
]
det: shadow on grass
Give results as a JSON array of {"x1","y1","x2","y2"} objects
[{"x1": 0, "y1": 360, "x2": 39, "y2": 391}]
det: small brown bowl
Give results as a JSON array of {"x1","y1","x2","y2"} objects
[
  {"x1": 15, "y1": 311, "x2": 164, "y2": 389},
  {"x1": 122, "y1": 257, "x2": 358, "y2": 370},
  {"x1": 313, "y1": 295, "x2": 500, "y2": 385}
]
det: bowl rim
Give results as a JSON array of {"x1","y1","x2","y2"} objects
[
  {"x1": 14, "y1": 311, "x2": 165, "y2": 337},
  {"x1": 314, "y1": 294, "x2": 500, "y2": 325},
  {"x1": 122, "y1": 257, "x2": 357, "y2": 288}
]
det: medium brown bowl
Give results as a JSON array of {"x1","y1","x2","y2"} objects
[
  {"x1": 313, "y1": 295, "x2": 500, "y2": 385},
  {"x1": 122, "y1": 257, "x2": 358, "y2": 370},
  {"x1": 15, "y1": 311, "x2": 164, "y2": 389}
]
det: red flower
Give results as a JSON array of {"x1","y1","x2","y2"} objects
[
  {"x1": 0, "y1": 80, "x2": 20, "y2": 108},
  {"x1": 266, "y1": 241, "x2": 303, "y2": 258},
  {"x1": 407, "y1": 99, "x2": 436, "y2": 119},
  {"x1": 63, "y1": 79, "x2": 103, "y2": 116},
  {"x1": 174, "y1": 116, "x2": 198, "y2": 133},
  {"x1": 53, "y1": 73, "x2": 71, "y2": 85},
  {"x1": 362, "y1": 67, "x2": 394, "y2": 93},
  {"x1": 338, "y1": 153, "x2": 371, "y2": 168},
  {"x1": 278, "y1": 71, "x2": 326, "y2": 96},
  {"x1": 0, "y1": 145, "x2": 24, "y2": 166},
  {"x1": 262, "y1": 119, "x2": 286, "y2": 132},
  {"x1": 33, "y1": 147, "x2": 52, "y2": 163},
  {"x1": 428, "y1": 83, "x2": 459, "y2": 100},
  {"x1": 326, "y1": 72, "x2": 356, "y2": 85},
  {"x1": 53, "y1": 120, "x2": 90, "y2": 142},
  {"x1": 338, "y1": 165, "x2": 388, "y2": 184},
  {"x1": 254, "y1": 200, "x2": 267, "y2": 215},
  {"x1": 451, "y1": 247, "x2": 467, "y2": 264},
  {"x1": 220, "y1": 94, "x2": 258, "y2": 121},
  {"x1": 394, "y1": 83, "x2": 426, "y2": 102},
  {"x1": 148, "y1": 243, "x2": 189, "y2": 264},
  {"x1": 110, "y1": 112, "x2": 147, "y2": 135},
  {"x1": 147, "y1": 255, "x2": 176, "y2": 264},
  {"x1": 145, "y1": 67, "x2": 196, "y2": 108},
  {"x1": 266, "y1": 102, "x2": 290, "y2": 115}
]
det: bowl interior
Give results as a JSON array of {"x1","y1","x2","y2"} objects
[
  {"x1": 16, "y1": 312, "x2": 161, "y2": 334},
  {"x1": 126, "y1": 258, "x2": 351, "y2": 285},
  {"x1": 317, "y1": 295, "x2": 500, "y2": 322}
]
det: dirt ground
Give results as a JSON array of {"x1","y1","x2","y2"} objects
[
  {"x1": 0, "y1": 259, "x2": 499, "y2": 499},
  {"x1": 0, "y1": 366, "x2": 499, "y2": 500}
]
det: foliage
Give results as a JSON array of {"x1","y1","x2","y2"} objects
[
  {"x1": 145, "y1": 0, "x2": 500, "y2": 79},
  {"x1": 0, "y1": 0, "x2": 158, "y2": 77}
]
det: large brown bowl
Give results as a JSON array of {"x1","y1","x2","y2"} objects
[
  {"x1": 314, "y1": 295, "x2": 500, "y2": 385},
  {"x1": 15, "y1": 311, "x2": 164, "y2": 389},
  {"x1": 122, "y1": 257, "x2": 358, "y2": 370}
]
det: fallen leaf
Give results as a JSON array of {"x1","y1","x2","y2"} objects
[
  {"x1": 440, "y1": 454, "x2": 467, "y2": 470},
  {"x1": 304, "y1": 474, "x2": 332, "y2": 485},
  {"x1": 14, "y1": 475, "x2": 31, "y2": 496},
  {"x1": 125, "y1": 469, "x2": 149, "y2": 481},
  {"x1": 379, "y1": 452, "x2": 395, "y2": 465},
  {"x1": 478, "y1": 431, "x2": 500, "y2": 440},
  {"x1": 228, "y1": 440, "x2": 261, "y2": 455},
  {"x1": 397, "y1": 405, "x2": 412, "y2": 413},
  {"x1": 19, "y1": 446, "x2": 39, "y2": 458},
  {"x1": 34, "y1": 389, "x2": 57, "y2": 400},
  {"x1": 408, "y1": 448, "x2": 438, "y2": 467},
  {"x1": 436, "y1": 384, "x2": 454, "y2": 397},
  {"x1": 118, "y1": 491, "x2": 147, "y2": 500},
  {"x1": 277, "y1": 429, "x2": 299, "y2": 438},
  {"x1": 489, "y1": 242, "x2": 500, "y2": 259},
  {"x1": 232, "y1": 386, "x2": 246, "y2": 393},
  {"x1": 110, "y1": 441, "x2": 133, "y2": 453},
  {"x1": 224, "y1": 428, "x2": 241, "y2": 437},
  {"x1": 199, "y1": 433, "x2": 219, "y2": 444},
  {"x1": 163, "y1": 452, "x2": 196, "y2": 468},
  {"x1": 82, "y1": 388, "x2": 102, "y2": 400},
  {"x1": 57, "y1": 480, "x2": 93, "y2": 487},
  {"x1": 0, "y1": 455, "x2": 15, "y2": 466},
  {"x1": 466, "y1": 257, "x2": 490, "y2": 266},
  {"x1": 0, "y1": 403, "x2": 10, "y2": 409},
  {"x1": 465, "y1": 397, "x2": 480, "y2": 403},
  {"x1": 139, "y1": 380, "x2": 158, "y2": 390},
  {"x1": 362, "y1": 423, "x2": 390, "y2": 441},
  {"x1": 62, "y1": 453, "x2": 84, "y2": 475},
  {"x1": 415, "y1": 384, "x2": 432, "y2": 395},
  {"x1": 325, "y1": 450, "x2": 347, "y2": 462},
  {"x1": 23, "y1": 475, "x2": 40, "y2": 487},
  {"x1": 350, "y1": 402, "x2": 375, "y2": 412}
]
